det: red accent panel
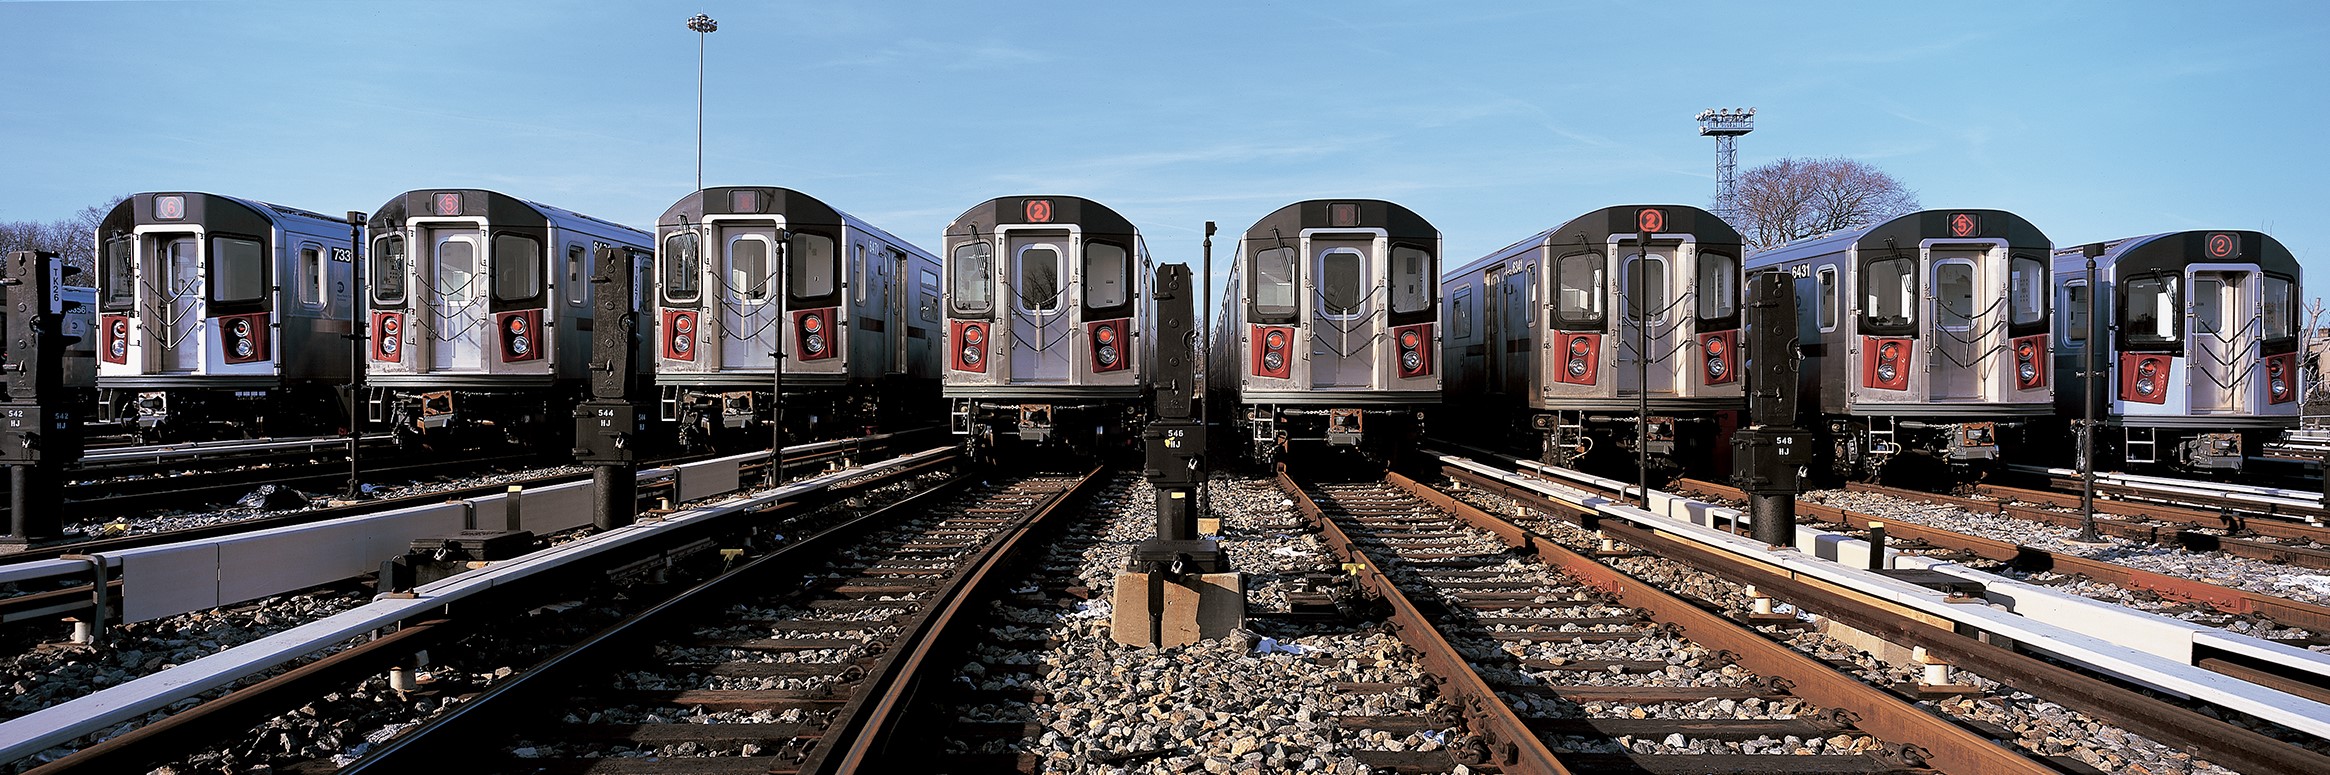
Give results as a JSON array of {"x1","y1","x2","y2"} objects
[
  {"x1": 371, "y1": 311, "x2": 405, "y2": 362},
  {"x1": 2267, "y1": 352, "x2": 2298, "y2": 404},
  {"x1": 1394, "y1": 322, "x2": 1433, "y2": 379},
  {"x1": 1088, "y1": 318, "x2": 1129, "y2": 373},
  {"x1": 950, "y1": 319, "x2": 987, "y2": 373},
  {"x1": 2119, "y1": 352, "x2": 2170, "y2": 404},
  {"x1": 1862, "y1": 336, "x2": 1911, "y2": 391},
  {"x1": 1701, "y1": 329, "x2": 1737, "y2": 385},
  {"x1": 219, "y1": 312, "x2": 270, "y2": 365},
  {"x1": 1251, "y1": 325, "x2": 1293, "y2": 379},
  {"x1": 497, "y1": 309, "x2": 543, "y2": 363},
  {"x1": 793, "y1": 307, "x2": 837, "y2": 361},
  {"x1": 662, "y1": 309, "x2": 697, "y2": 362},
  {"x1": 2011, "y1": 334, "x2": 2047, "y2": 391},
  {"x1": 100, "y1": 314, "x2": 129, "y2": 364},
  {"x1": 1555, "y1": 333, "x2": 1601, "y2": 386}
]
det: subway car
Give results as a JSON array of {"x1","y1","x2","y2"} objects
[
  {"x1": 93, "y1": 192, "x2": 355, "y2": 440},
  {"x1": 941, "y1": 195, "x2": 1153, "y2": 458},
  {"x1": 365, "y1": 189, "x2": 652, "y2": 448},
  {"x1": 1439, "y1": 205, "x2": 1743, "y2": 477},
  {"x1": 2049, "y1": 230, "x2": 2300, "y2": 472},
  {"x1": 651, "y1": 186, "x2": 942, "y2": 449},
  {"x1": 1211, "y1": 199, "x2": 1440, "y2": 462},
  {"x1": 1747, "y1": 209, "x2": 2054, "y2": 480}
]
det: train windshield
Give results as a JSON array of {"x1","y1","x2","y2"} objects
[
  {"x1": 2264, "y1": 275, "x2": 2295, "y2": 340},
  {"x1": 1695, "y1": 252, "x2": 1736, "y2": 320},
  {"x1": 1253, "y1": 247, "x2": 1297, "y2": 320},
  {"x1": 2122, "y1": 274, "x2": 2180, "y2": 347},
  {"x1": 951, "y1": 241, "x2": 992, "y2": 314},
  {"x1": 1390, "y1": 246, "x2": 1432, "y2": 314},
  {"x1": 1083, "y1": 241, "x2": 1128, "y2": 309},
  {"x1": 101, "y1": 237, "x2": 134, "y2": 310},
  {"x1": 371, "y1": 235, "x2": 406, "y2": 305},
  {"x1": 661, "y1": 231, "x2": 700, "y2": 303},
  {"x1": 1553, "y1": 252, "x2": 1604, "y2": 329},
  {"x1": 2009, "y1": 256, "x2": 2047, "y2": 326},
  {"x1": 210, "y1": 236, "x2": 265, "y2": 303},
  {"x1": 788, "y1": 232, "x2": 836, "y2": 302},
  {"x1": 492, "y1": 234, "x2": 541, "y2": 302},
  {"x1": 1016, "y1": 245, "x2": 1060, "y2": 312},
  {"x1": 1861, "y1": 256, "x2": 1916, "y2": 334}
]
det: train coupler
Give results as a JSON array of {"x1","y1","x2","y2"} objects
[
  {"x1": 1017, "y1": 403, "x2": 1054, "y2": 442},
  {"x1": 1326, "y1": 408, "x2": 1364, "y2": 446},
  {"x1": 2181, "y1": 432, "x2": 2244, "y2": 471},
  {"x1": 1946, "y1": 422, "x2": 1999, "y2": 461}
]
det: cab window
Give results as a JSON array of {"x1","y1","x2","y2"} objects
[
  {"x1": 1553, "y1": 252, "x2": 1604, "y2": 329},
  {"x1": 372, "y1": 235, "x2": 406, "y2": 305},
  {"x1": 1695, "y1": 252, "x2": 1737, "y2": 320},
  {"x1": 1084, "y1": 241, "x2": 1129, "y2": 310},
  {"x1": 788, "y1": 232, "x2": 837, "y2": 301},
  {"x1": 951, "y1": 241, "x2": 992, "y2": 315},
  {"x1": 2264, "y1": 275, "x2": 2295, "y2": 340},
  {"x1": 492, "y1": 234, "x2": 542, "y2": 302},
  {"x1": 2009, "y1": 255, "x2": 2047, "y2": 327},
  {"x1": 101, "y1": 237, "x2": 134, "y2": 310},
  {"x1": 297, "y1": 244, "x2": 324, "y2": 308},
  {"x1": 2062, "y1": 282, "x2": 2088, "y2": 345},
  {"x1": 661, "y1": 231, "x2": 701, "y2": 304},
  {"x1": 1253, "y1": 247, "x2": 1296, "y2": 321},
  {"x1": 1861, "y1": 256, "x2": 1916, "y2": 334},
  {"x1": 210, "y1": 236, "x2": 265, "y2": 303},
  {"x1": 2122, "y1": 274, "x2": 2180, "y2": 347},
  {"x1": 1390, "y1": 245, "x2": 1432, "y2": 314}
]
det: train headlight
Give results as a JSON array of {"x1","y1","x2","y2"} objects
[
  {"x1": 2018, "y1": 361, "x2": 2037, "y2": 382},
  {"x1": 961, "y1": 344, "x2": 982, "y2": 365},
  {"x1": 1876, "y1": 362, "x2": 1897, "y2": 383},
  {"x1": 805, "y1": 332, "x2": 826, "y2": 355},
  {"x1": 1402, "y1": 350, "x2": 1422, "y2": 371},
  {"x1": 1706, "y1": 354, "x2": 1726, "y2": 379},
  {"x1": 2273, "y1": 377, "x2": 2290, "y2": 399},
  {"x1": 233, "y1": 338, "x2": 255, "y2": 358},
  {"x1": 2135, "y1": 376, "x2": 2156, "y2": 396},
  {"x1": 1263, "y1": 350, "x2": 1284, "y2": 371},
  {"x1": 381, "y1": 331, "x2": 400, "y2": 355},
  {"x1": 109, "y1": 319, "x2": 128, "y2": 357},
  {"x1": 509, "y1": 334, "x2": 530, "y2": 355},
  {"x1": 1568, "y1": 357, "x2": 1589, "y2": 377},
  {"x1": 1097, "y1": 343, "x2": 1119, "y2": 367},
  {"x1": 673, "y1": 332, "x2": 693, "y2": 354}
]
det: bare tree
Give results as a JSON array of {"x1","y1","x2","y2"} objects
[
  {"x1": 1730, "y1": 157, "x2": 1919, "y2": 251},
  {"x1": 0, "y1": 195, "x2": 126, "y2": 285}
]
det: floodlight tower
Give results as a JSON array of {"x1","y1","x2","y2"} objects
[{"x1": 1697, "y1": 108, "x2": 1756, "y2": 226}]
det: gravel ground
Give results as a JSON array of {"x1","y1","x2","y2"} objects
[
  {"x1": 937, "y1": 474, "x2": 1465, "y2": 774},
  {"x1": 1438, "y1": 478, "x2": 2250, "y2": 775},
  {"x1": 1804, "y1": 488, "x2": 2330, "y2": 644},
  {"x1": 58, "y1": 464, "x2": 591, "y2": 539}
]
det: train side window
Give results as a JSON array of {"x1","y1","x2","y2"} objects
[
  {"x1": 371, "y1": 235, "x2": 406, "y2": 305},
  {"x1": 1016, "y1": 245, "x2": 1061, "y2": 312},
  {"x1": 729, "y1": 237, "x2": 769, "y2": 300},
  {"x1": 1253, "y1": 246, "x2": 1297, "y2": 321},
  {"x1": 1816, "y1": 266, "x2": 1838, "y2": 332},
  {"x1": 920, "y1": 269, "x2": 941, "y2": 323},
  {"x1": 951, "y1": 241, "x2": 992, "y2": 315},
  {"x1": 2265, "y1": 275, "x2": 2295, "y2": 340},
  {"x1": 1861, "y1": 256, "x2": 1916, "y2": 334},
  {"x1": 1083, "y1": 241, "x2": 1128, "y2": 309},
  {"x1": 1452, "y1": 287, "x2": 1473, "y2": 338},
  {"x1": 1391, "y1": 246, "x2": 1432, "y2": 314},
  {"x1": 209, "y1": 236, "x2": 265, "y2": 303},
  {"x1": 1934, "y1": 260, "x2": 1975, "y2": 331},
  {"x1": 2122, "y1": 274, "x2": 2180, "y2": 346},
  {"x1": 2009, "y1": 256, "x2": 2046, "y2": 327},
  {"x1": 2063, "y1": 282, "x2": 2088, "y2": 344},
  {"x1": 1553, "y1": 252, "x2": 1603, "y2": 330},
  {"x1": 102, "y1": 237, "x2": 135, "y2": 311},
  {"x1": 1320, "y1": 249, "x2": 1363, "y2": 318},
  {"x1": 854, "y1": 243, "x2": 868, "y2": 303},
  {"x1": 297, "y1": 243, "x2": 324, "y2": 309},
  {"x1": 492, "y1": 234, "x2": 542, "y2": 302},
  {"x1": 1695, "y1": 252, "x2": 1737, "y2": 320},
  {"x1": 788, "y1": 232, "x2": 837, "y2": 301},
  {"x1": 662, "y1": 231, "x2": 701, "y2": 304},
  {"x1": 565, "y1": 245, "x2": 587, "y2": 306}
]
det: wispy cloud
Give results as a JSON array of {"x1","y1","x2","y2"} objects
[{"x1": 811, "y1": 38, "x2": 1048, "y2": 70}]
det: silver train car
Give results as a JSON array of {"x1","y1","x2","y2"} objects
[
  {"x1": 1747, "y1": 209, "x2": 2054, "y2": 479},
  {"x1": 365, "y1": 189, "x2": 651, "y2": 446},
  {"x1": 941, "y1": 195, "x2": 1153, "y2": 456},
  {"x1": 94, "y1": 192, "x2": 355, "y2": 439},
  {"x1": 2049, "y1": 230, "x2": 2301, "y2": 472},
  {"x1": 652, "y1": 186, "x2": 942, "y2": 449},
  {"x1": 1209, "y1": 199, "x2": 1440, "y2": 461},
  {"x1": 1439, "y1": 205, "x2": 1742, "y2": 476}
]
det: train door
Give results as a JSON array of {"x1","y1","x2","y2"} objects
[
  {"x1": 2188, "y1": 270, "x2": 2250, "y2": 412},
  {"x1": 153, "y1": 235, "x2": 203, "y2": 373},
  {"x1": 1007, "y1": 231, "x2": 1071, "y2": 382},
  {"x1": 1497, "y1": 259, "x2": 1534, "y2": 395},
  {"x1": 1482, "y1": 267, "x2": 1504, "y2": 390},
  {"x1": 1311, "y1": 240, "x2": 1375, "y2": 388},
  {"x1": 887, "y1": 247, "x2": 909, "y2": 374},
  {"x1": 1927, "y1": 251, "x2": 1986, "y2": 401},
  {"x1": 427, "y1": 228, "x2": 485, "y2": 372},
  {"x1": 1618, "y1": 247, "x2": 1674, "y2": 395},
  {"x1": 717, "y1": 227, "x2": 779, "y2": 371}
]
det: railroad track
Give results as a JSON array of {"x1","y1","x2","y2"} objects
[
  {"x1": 2014, "y1": 464, "x2": 2328, "y2": 525},
  {"x1": 1278, "y1": 466, "x2": 2051, "y2": 775},
  {"x1": 329, "y1": 467, "x2": 1105, "y2": 774}
]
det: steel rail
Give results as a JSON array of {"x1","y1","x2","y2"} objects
[
  {"x1": 1442, "y1": 462, "x2": 2330, "y2": 775},
  {"x1": 1979, "y1": 481, "x2": 2330, "y2": 545},
  {"x1": 1847, "y1": 481, "x2": 2330, "y2": 570},
  {"x1": 1275, "y1": 465, "x2": 1571, "y2": 775}
]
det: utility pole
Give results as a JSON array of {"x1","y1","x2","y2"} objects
[
  {"x1": 1634, "y1": 228, "x2": 1651, "y2": 508},
  {"x1": 688, "y1": 14, "x2": 718, "y2": 196},
  {"x1": 345, "y1": 211, "x2": 367, "y2": 498},
  {"x1": 1697, "y1": 108, "x2": 1757, "y2": 226},
  {"x1": 2079, "y1": 243, "x2": 2104, "y2": 542}
]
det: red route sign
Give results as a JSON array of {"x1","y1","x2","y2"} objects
[
  {"x1": 1637, "y1": 208, "x2": 1666, "y2": 233},
  {"x1": 1024, "y1": 199, "x2": 1053, "y2": 223},
  {"x1": 1948, "y1": 212, "x2": 1979, "y2": 238},
  {"x1": 2205, "y1": 232, "x2": 2237, "y2": 259}
]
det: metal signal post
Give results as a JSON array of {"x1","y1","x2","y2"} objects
[
  {"x1": 2079, "y1": 244, "x2": 2103, "y2": 542},
  {"x1": 345, "y1": 210, "x2": 367, "y2": 498},
  {"x1": 1635, "y1": 229, "x2": 1651, "y2": 508},
  {"x1": 1, "y1": 251, "x2": 85, "y2": 544},
  {"x1": 574, "y1": 246, "x2": 647, "y2": 531}
]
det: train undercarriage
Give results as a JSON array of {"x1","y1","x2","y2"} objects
[{"x1": 100, "y1": 385, "x2": 348, "y2": 442}]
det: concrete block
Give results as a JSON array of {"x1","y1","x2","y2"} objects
[
  {"x1": 1111, "y1": 572, "x2": 1159, "y2": 647},
  {"x1": 1197, "y1": 517, "x2": 1222, "y2": 536},
  {"x1": 1160, "y1": 572, "x2": 1244, "y2": 647}
]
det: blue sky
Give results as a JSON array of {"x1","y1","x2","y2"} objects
[{"x1": 3, "y1": 0, "x2": 2325, "y2": 314}]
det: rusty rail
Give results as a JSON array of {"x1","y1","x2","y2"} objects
[
  {"x1": 1459, "y1": 464, "x2": 2330, "y2": 775},
  {"x1": 1847, "y1": 482, "x2": 2330, "y2": 571}
]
